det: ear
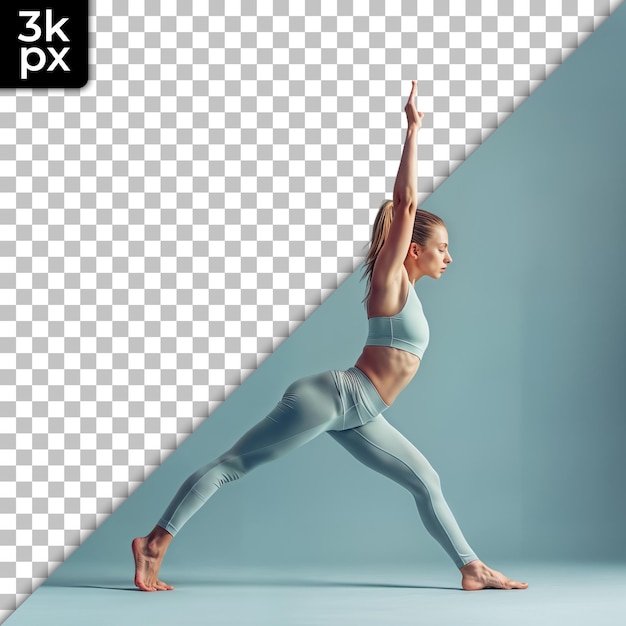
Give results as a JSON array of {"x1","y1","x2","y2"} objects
[{"x1": 408, "y1": 242, "x2": 420, "y2": 259}]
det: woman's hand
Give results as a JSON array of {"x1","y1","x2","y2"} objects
[{"x1": 405, "y1": 81, "x2": 424, "y2": 130}]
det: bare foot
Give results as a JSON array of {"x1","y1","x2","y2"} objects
[
  {"x1": 132, "y1": 527, "x2": 174, "y2": 592},
  {"x1": 460, "y1": 560, "x2": 528, "y2": 591}
]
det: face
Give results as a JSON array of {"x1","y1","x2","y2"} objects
[{"x1": 412, "y1": 225, "x2": 453, "y2": 280}]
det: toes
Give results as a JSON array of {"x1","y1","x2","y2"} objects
[
  {"x1": 155, "y1": 580, "x2": 174, "y2": 591},
  {"x1": 506, "y1": 579, "x2": 528, "y2": 590},
  {"x1": 135, "y1": 575, "x2": 161, "y2": 592}
]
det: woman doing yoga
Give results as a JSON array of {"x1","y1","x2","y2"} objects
[{"x1": 132, "y1": 82, "x2": 528, "y2": 592}]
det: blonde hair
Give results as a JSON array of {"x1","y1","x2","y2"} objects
[{"x1": 362, "y1": 200, "x2": 446, "y2": 299}]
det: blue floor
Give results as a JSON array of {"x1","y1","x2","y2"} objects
[{"x1": 4, "y1": 562, "x2": 625, "y2": 626}]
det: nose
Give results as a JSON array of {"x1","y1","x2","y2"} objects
[{"x1": 445, "y1": 251, "x2": 452, "y2": 264}]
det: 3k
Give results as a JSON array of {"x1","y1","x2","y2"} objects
[{"x1": 18, "y1": 9, "x2": 70, "y2": 79}]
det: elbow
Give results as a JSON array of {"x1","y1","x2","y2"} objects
[{"x1": 392, "y1": 193, "x2": 417, "y2": 214}]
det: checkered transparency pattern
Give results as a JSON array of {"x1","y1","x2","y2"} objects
[{"x1": 0, "y1": 0, "x2": 622, "y2": 620}]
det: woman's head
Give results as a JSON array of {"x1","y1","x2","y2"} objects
[
  {"x1": 363, "y1": 201, "x2": 452, "y2": 294},
  {"x1": 407, "y1": 219, "x2": 452, "y2": 281}
]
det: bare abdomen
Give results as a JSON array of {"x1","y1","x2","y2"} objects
[{"x1": 355, "y1": 345, "x2": 421, "y2": 406}]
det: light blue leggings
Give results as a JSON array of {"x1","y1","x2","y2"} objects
[{"x1": 157, "y1": 368, "x2": 478, "y2": 568}]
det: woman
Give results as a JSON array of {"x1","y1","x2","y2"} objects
[{"x1": 132, "y1": 82, "x2": 528, "y2": 592}]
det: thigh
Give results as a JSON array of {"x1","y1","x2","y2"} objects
[
  {"x1": 327, "y1": 414, "x2": 440, "y2": 490},
  {"x1": 226, "y1": 371, "x2": 344, "y2": 466}
]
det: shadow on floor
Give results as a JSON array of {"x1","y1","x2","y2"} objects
[{"x1": 46, "y1": 577, "x2": 461, "y2": 592}]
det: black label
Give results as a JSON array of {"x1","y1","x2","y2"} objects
[{"x1": 0, "y1": 1, "x2": 88, "y2": 88}]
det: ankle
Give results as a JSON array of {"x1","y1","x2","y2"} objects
[
  {"x1": 146, "y1": 526, "x2": 173, "y2": 551},
  {"x1": 460, "y1": 559, "x2": 483, "y2": 573}
]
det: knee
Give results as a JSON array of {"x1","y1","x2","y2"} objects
[
  {"x1": 215, "y1": 454, "x2": 249, "y2": 482},
  {"x1": 410, "y1": 467, "x2": 442, "y2": 502},
  {"x1": 426, "y1": 467, "x2": 441, "y2": 489},
  {"x1": 186, "y1": 455, "x2": 248, "y2": 494}
]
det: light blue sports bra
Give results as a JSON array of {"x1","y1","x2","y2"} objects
[{"x1": 365, "y1": 285, "x2": 430, "y2": 359}]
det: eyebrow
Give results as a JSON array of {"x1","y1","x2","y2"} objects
[{"x1": 439, "y1": 243, "x2": 448, "y2": 247}]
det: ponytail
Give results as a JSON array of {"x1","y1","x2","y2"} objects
[
  {"x1": 362, "y1": 202, "x2": 446, "y2": 301},
  {"x1": 362, "y1": 200, "x2": 394, "y2": 300}
]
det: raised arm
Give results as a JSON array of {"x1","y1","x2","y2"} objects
[
  {"x1": 371, "y1": 82, "x2": 424, "y2": 288},
  {"x1": 393, "y1": 81, "x2": 421, "y2": 209}
]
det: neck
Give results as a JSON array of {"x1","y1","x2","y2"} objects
[{"x1": 403, "y1": 261, "x2": 422, "y2": 285}]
